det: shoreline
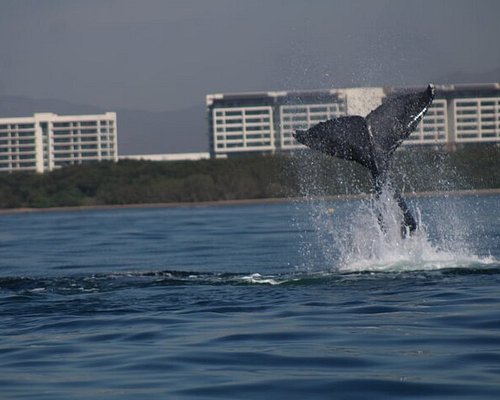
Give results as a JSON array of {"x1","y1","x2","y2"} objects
[{"x1": 0, "y1": 188, "x2": 499, "y2": 215}]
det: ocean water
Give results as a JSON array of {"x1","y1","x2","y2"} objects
[{"x1": 0, "y1": 194, "x2": 499, "y2": 399}]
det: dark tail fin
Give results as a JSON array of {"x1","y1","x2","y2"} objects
[
  {"x1": 293, "y1": 84, "x2": 435, "y2": 178},
  {"x1": 367, "y1": 84, "x2": 435, "y2": 176},
  {"x1": 293, "y1": 116, "x2": 377, "y2": 173},
  {"x1": 293, "y1": 84, "x2": 435, "y2": 236}
]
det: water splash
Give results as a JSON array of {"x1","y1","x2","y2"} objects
[
  {"x1": 336, "y1": 188, "x2": 493, "y2": 272},
  {"x1": 290, "y1": 151, "x2": 494, "y2": 273}
]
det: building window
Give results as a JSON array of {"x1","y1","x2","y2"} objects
[
  {"x1": 225, "y1": 111, "x2": 241, "y2": 117},
  {"x1": 225, "y1": 119, "x2": 243, "y2": 125},
  {"x1": 457, "y1": 101, "x2": 477, "y2": 107},
  {"x1": 245, "y1": 110, "x2": 268, "y2": 116}
]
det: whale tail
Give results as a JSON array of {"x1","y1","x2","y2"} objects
[{"x1": 293, "y1": 84, "x2": 435, "y2": 235}]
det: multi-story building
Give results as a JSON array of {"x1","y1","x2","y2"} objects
[
  {"x1": 207, "y1": 90, "x2": 348, "y2": 158},
  {"x1": 448, "y1": 88, "x2": 500, "y2": 144},
  {"x1": 0, "y1": 112, "x2": 117, "y2": 173},
  {"x1": 207, "y1": 83, "x2": 500, "y2": 158}
]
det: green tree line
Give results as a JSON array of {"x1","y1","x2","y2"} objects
[{"x1": 0, "y1": 145, "x2": 498, "y2": 209}]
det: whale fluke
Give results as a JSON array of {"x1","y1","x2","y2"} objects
[{"x1": 293, "y1": 84, "x2": 435, "y2": 235}]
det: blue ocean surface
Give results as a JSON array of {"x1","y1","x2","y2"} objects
[{"x1": 0, "y1": 194, "x2": 499, "y2": 399}]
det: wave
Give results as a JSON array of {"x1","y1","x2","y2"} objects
[{"x1": 1, "y1": 258, "x2": 500, "y2": 296}]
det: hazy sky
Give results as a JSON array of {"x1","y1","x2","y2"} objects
[{"x1": 1, "y1": 0, "x2": 499, "y2": 111}]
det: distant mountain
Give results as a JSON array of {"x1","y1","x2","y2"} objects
[
  {"x1": 0, "y1": 96, "x2": 207, "y2": 155},
  {"x1": 435, "y1": 67, "x2": 500, "y2": 85}
]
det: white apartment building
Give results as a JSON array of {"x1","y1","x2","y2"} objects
[
  {"x1": 213, "y1": 106, "x2": 275, "y2": 154},
  {"x1": 207, "y1": 83, "x2": 500, "y2": 158},
  {"x1": 452, "y1": 97, "x2": 500, "y2": 143},
  {"x1": 0, "y1": 112, "x2": 117, "y2": 173},
  {"x1": 207, "y1": 90, "x2": 348, "y2": 158}
]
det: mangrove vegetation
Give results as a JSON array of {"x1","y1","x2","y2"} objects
[{"x1": 0, "y1": 145, "x2": 499, "y2": 209}]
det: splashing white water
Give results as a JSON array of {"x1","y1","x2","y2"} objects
[{"x1": 301, "y1": 187, "x2": 493, "y2": 273}]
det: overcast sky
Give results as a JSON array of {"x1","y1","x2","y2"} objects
[{"x1": 0, "y1": 0, "x2": 499, "y2": 111}]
